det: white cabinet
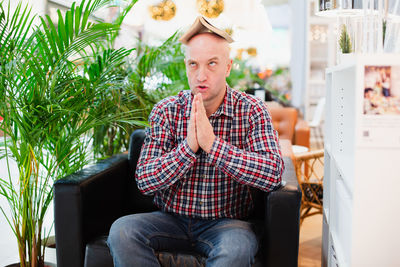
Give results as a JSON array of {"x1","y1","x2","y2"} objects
[{"x1": 322, "y1": 54, "x2": 400, "y2": 267}]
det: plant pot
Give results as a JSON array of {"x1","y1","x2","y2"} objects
[
  {"x1": 338, "y1": 53, "x2": 355, "y2": 64},
  {"x1": 5, "y1": 237, "x2": 57, "y2": 267}
]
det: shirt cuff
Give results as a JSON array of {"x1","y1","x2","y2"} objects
[
  {"x1": 177, "y1": 139, "x2": 197, "y2": 163},
  {"x1": 206, "y1": 137, "x2": 231, "y2": 167}
]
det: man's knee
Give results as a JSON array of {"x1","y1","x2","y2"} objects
[
  {"x1": 224, "y1": 231, "x2": 257, "y2": 256},
  {"x1": 108, "y1": 214, "x2": 147, "y2": 246},
  {"x1": 209, "y1": 228, "x2": 258, "y2": 263}
]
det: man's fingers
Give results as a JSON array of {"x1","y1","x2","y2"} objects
[
  {"x1": 196, "y1": 94, "x2": 205, "y2": 113},
  {"x1": 187, "y1": 93, "x2": 200, "y2": 153},
  {"x1": 193, "y1": 93, "x2": 215, "y2": 153},
  {"x1": 195, "y1": 93, "x2": 207, "y2": 121}
]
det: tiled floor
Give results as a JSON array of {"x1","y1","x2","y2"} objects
[{"x1": 310, "y1": 124, "x2": 325, "y2": 150}]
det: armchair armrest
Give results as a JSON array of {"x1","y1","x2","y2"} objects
[
  {"x1": 294, "y1": 119, "x2": 310, "y2": 148},
  {"x1": 263, "y1": 157, "x2": 301, "y2": 267},
  {"x1": 54, "y1": 154, "x2": 131, "y2": 267}
]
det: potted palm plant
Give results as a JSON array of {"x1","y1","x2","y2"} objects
[{"x1": 0, "y1": 0, "x2": 143, "y2": 266}]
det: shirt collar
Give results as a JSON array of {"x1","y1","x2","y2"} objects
[{"x1": 184, "y1": 85, "x2": 234, "y2": 118}]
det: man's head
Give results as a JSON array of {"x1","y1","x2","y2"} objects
[{"x1": 181, "y1": 17, "x2": 233, "y2": 112}]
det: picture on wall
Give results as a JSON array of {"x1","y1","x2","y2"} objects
[{"x1": 363, "y1": 65, "x2": 400, "y2": 115}]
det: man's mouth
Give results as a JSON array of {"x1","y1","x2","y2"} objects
[{"x1": 197, "y1": 85, "x2": 208, "y2": 90}]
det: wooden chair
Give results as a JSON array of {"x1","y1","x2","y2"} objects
[{"x1": 293, "y1": 149, "x2": 324, "y2": 225}]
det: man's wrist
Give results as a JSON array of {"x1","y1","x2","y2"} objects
[
  {"x1": 203, "y1": 135, "x2": 216, "y2": 154},
  {"x1": 182, "y1": 139, "x2": 198, "y2": 158}
]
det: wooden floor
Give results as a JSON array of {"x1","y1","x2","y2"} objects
[
  {"x1": 298, "y1": 212, "x2": 323, "y2": 267},
  {"x1": 298, "y1": 127, "x2": 324, "y2": 267},
  {"x1": 298, "y1": 205, "x2": 323, "y2": 267},
  {"x1": 297, "y1": 120, "x2": 324, "y2": 267}
]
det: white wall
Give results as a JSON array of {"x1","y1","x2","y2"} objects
[{"x1": 289, "y1": 0, "x2": 307, "y2": 111}]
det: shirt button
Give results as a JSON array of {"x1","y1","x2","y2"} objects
[{"x1": 199, "y1": 201, "x2": 204, "y2": 206}]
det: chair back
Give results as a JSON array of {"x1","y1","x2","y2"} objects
[
  {"x1": 127, "y1": 129, "x2": 158, "y2": 213},
  {"x1": 268, "y1": 107, "x2": 298, "y2": 141},
  {"x1": 293, "y1": 149, "x2": 324, "y2": 224}
]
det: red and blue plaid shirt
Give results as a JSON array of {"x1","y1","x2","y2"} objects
[{"x1": 136, "y1": 87, "x2": 284, "y2": 219}]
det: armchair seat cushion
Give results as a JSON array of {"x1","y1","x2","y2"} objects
[
  {"x1": 84, "y1": 236, "x2": 206, "y2": 267},
  {"x1": 85, "y1": 236, "x2": 114, "y2": 267},
  {"x1": 157, "y1": 251, "x2": 205, "y2": 267},
  {"x1": 84, "y1": 234, "x2": 265, "y2": 267}
]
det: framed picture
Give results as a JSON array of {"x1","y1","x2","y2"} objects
[
  {"x1": 361, "y1": 65, "x2": 400, "y2": 148},
  {"x1": 363, "y1": 65, "x2": 400, "y2": 115}
]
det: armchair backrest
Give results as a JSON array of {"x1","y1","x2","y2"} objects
[
  {"x1": 268, "y1": 107, "x2": 298, "y2": 141},
  {"x1": 127, "y1": 129, "x2": 158, "y2": 213}
]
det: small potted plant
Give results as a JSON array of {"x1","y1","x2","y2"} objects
[
  {"x1": 338, "y1": 23, "x2": 354, "y2": 63},
  {"x1": 339, "y1": 24, "x2": 352, "y2": 53}
]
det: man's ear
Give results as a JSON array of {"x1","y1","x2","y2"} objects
[{"x1": 225, "y1": 59, "x2": 233, "y2": 77}]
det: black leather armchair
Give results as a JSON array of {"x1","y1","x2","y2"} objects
[{"x1": 54, "y1": 129, "x2": 301, "y2": 267}]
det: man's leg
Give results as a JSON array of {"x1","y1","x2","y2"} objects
[
  {"x1": 107, "y1": 211, "x2": 191, "y2": 267},
  {"x1": 193, "y1": 218, "x2": 259, "y2": 267}
]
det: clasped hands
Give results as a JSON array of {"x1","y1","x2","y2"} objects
[{"x1": 187, "y1": 93, "x2": 216, "y2": 154}]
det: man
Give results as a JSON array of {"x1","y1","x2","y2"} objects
[{"x1": 108, "y1": 16, "x2": 284, "y2": 267}]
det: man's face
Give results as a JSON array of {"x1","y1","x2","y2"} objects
[{"x1": 185, "y1": 33, "x2": 232, "y2": 108}]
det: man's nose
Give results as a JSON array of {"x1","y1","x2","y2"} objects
[{"x1": 197, "y1": 67, "x2": 207, "y2": 82}]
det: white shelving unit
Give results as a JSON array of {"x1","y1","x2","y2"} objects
[
  {"x1": 322, "y1": 54, "x2": 400, "y2": 267},
  {"x1": 305, "y1": 0, "x2": 336, "y2": 120}
]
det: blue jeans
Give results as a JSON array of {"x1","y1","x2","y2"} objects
[{"x1": 107, "y1": 211, "x2": 259, "y2": 267}]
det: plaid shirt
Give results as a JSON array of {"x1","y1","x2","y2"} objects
[{"x1": 136, "y1": 87, "x2": 284, "y2": 219}]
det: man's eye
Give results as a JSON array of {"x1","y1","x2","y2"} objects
[
  {"x1": 209, "y1": 61, "x2": 216, "y2": 66},
  {"x1": 189, "y1": 62, "x2": 197, "y2": 67}
]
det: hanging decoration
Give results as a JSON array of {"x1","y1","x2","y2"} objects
[
  {"x1": 196, "y1": 0, "x2": 224, "y2": 18},
  {"x1": 236, "y1": 47, "x2": 258, "y2": 59},
  {"x1": 149, "y1": 0, "x2": 177, "y2": 21},
  {"x1": 247, "y1": 47, "x2": 257, "y2": 57}
]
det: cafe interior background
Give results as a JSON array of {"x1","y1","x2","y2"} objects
[{"x1": 1, "y1": 0, "x2": 400, "y2": 266}]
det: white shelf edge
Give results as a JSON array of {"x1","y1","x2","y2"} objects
[
  {"x1": 326, "y1": 61, "x2": 355, "y2": 73},
  {"x1": 309, "y1": 79, "x2": 326, "y2": 85},
  {"x1": 309, "y1": 16, "x2": 335, "y2": 25},
  {"x1": 325, "y1": 143, "x2": 331, "y2": 154},
  {"x1": 323, "y1": 207, "x2": 329, "y2": 220},
  {"x1": 331, "y1": 153, "x2": 353, "y2": 196},
  {"x1": 331, "y1": 231, "x2": 350, "y2": 267}
]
